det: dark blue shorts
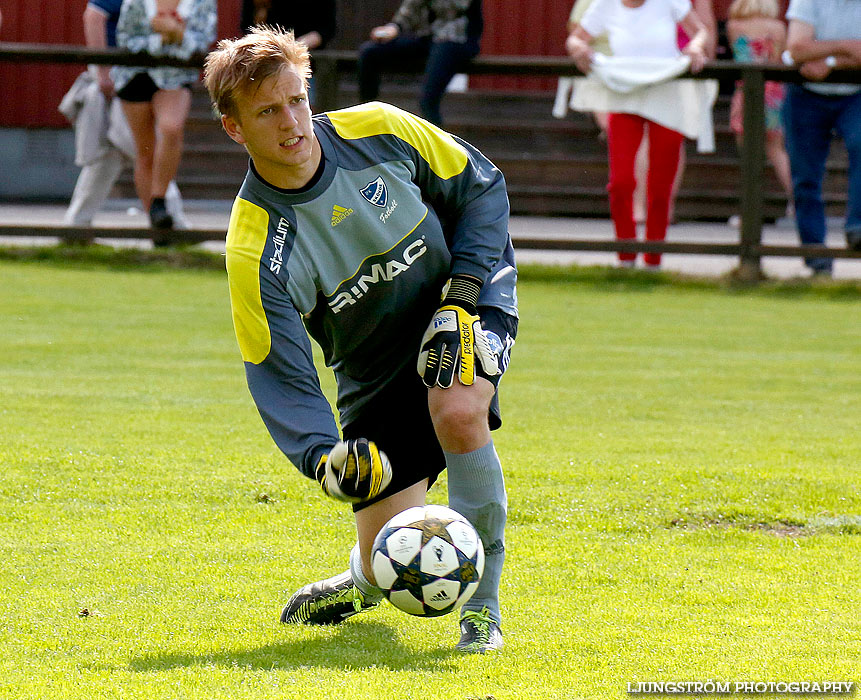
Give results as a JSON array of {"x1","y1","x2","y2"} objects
[{"x1": 344, "y1": 307, "x2": 517, "y2": 512}]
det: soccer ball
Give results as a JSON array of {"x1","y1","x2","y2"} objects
[{"x1": 371, "y1": 504, "x2": 484, "y2": 617}]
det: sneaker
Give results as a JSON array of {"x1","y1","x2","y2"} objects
[
  {"x1": 149, "y1": 198, "x2": 174, "y2": 247},
  {"x1": 280, "y1": 570, "x2": 378, "y2": 625},
  {"x1": 847, "y1": 230, "x2": 861, "y2": 252},
  {"x1": 456, "y1": 607, "x2": 504, "y2": 654},
  {"x1": 149, "y1": 198, "x2": 173, "y2": 229}
]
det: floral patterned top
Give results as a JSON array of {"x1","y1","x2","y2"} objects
[
  {"x1": 729, "y1": 34, "x2": 786, "y2": 135},
  {"x1": 112, "y1": 0, "x2": 217, "y2": 92},
  {"x1": 392, "y1": 0, "x2": 483, "y2": 44},
  {"x1": 731, "y1": 35, "x2": 777, "y2": 64}
]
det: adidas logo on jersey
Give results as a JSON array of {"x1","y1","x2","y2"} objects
[{"x1": 331, "y1": 204, "x2": 354, "y2": 226}]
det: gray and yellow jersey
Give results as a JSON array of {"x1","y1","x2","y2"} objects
[{"x1": 225, "y1": 101, "x2": 517, "y2": 479}]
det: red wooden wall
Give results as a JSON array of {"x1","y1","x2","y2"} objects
[
  {"x1": 477, "y1": 0, "x2": 571, "y2": 91},
  {"x1": 0, "y1": 0, "x2": 242, "y2": 127},
  {"x1": 0, "y1": 0, "x2": 792, "y2": 128}
]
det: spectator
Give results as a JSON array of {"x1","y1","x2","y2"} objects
[
  {"x1": 783, "y1": 0, "x2": 861, "y2": 275},
  {"x1": 61, "y1": 0, "x2": 188, "y2": 241},
  {"x1": 357, "y1": 0, "x2": 483, "y2": 126},
  {"x1": 689, "y1": 0, "x2": 719, "y2": 58},
  {"x1": 566, "y1": 0, "x2": 710, "y2": 269},
  {"x1": 204, "y1": 26, "x2": 517, "y2": 653},
  {"x1": 112, "y1": 0, "x2": 216, "y2": 242},
  {"x1": 564, "y1": 0, "x2": 716, "y2": 223},
  {"x1": 566, "y1": 0, "x2": 611, "y2": 138},
  {"x1": 726, "y1": 0, "x2": 793, "y2": 224},
  {"x1": 240, "y1": 1, "x2": 336, "y2": 50},
  {"x1": 650, "y1": 0, "x2": 717, "y2": 224},
  {"x1": 240, "y1": 0, "x2": 337, "y2": 106}
]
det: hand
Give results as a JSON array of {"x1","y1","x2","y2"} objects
[
  {"x1": 684, "y1": 44, "x2": 707, "y2": 73},
  {"x1": 370, "y1": 24, "x2": 399, "y2": 43},
  {"x1": 565, "y1": 34, "x2": 594, "y2": 75},
  {"x1": 253, "y1": 0, "x2": 270, "y2": 24},
  {"x1": 417, "y1": 275, "x2": 500, "y2": 388},
  {"x1": 297, "y1": 31, "x2": 323, "y2": 50},
  {"x1": 800, "y1": 59, "x2": 833, "y2": 81},
  {"x1": 315, "y1": 439, "x2": 392, "y2": 503},
  {"x1": 96, "y1": 67, "x2": 114, "y2": 97},
  {"x1": 848, "y1": 43, "x2": 861, "y2": 67},
  {"x1": 151, "y1": 13, "x2": 185, "y2": 44}
]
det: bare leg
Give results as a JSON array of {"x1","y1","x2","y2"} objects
[
  {"x1": 120, "y1": 100, "x2": 156, "y2": 210},
  {"x1": 766, "y1": 130, "x2": 794, "y2": 211},
  {"x1": 634, "y1": 132, "x2": 648, "y2": 224},
  {"x1": 150, "y1": 88, "x2": 191, "y2": 198},
  {"x1": 428, "y1": 379, "x2": 494, "y2": 454},
  {"x1": 670, "y1": 143, "x2": 685, "y2": 224},
  {"x1": 354, "y1": 479, "x2": 429, "y2": 585}
]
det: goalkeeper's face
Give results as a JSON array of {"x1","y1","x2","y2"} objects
[{"x1": 221, "y1": 64, "x2": 320, "y2": 190}]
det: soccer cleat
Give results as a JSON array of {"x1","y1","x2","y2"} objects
[
  {"x1": 456, "y1": 606, "x2": 504, "y2": 653},
  {"x1": 280, "y1": 570, "x2": 378, "y2": 625}
]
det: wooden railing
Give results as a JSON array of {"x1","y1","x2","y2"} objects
[{"x1": 1, "y1": 42, "x2": 860, "y2": 279}]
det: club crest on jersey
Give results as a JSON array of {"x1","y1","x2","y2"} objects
[{"x1": 360, "y1": 176, "x2": 388, "y2": 207}]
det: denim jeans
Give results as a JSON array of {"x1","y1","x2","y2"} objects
[
  {"x1": 358, "y1": 35, "x2": 480, "y2": 126},
  {"x1": 782, "y1": 84, "x2": 861, "y2": 272}
]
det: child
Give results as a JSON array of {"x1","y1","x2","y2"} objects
[{"x1": 727, "y1": 0, "x2": 793, "y2": 223}]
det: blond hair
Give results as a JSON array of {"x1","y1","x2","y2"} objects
[
  {"x1": 204, "y1": 26, "x2": 311, "y2": 120},
  {"x1": 728, "y1": 0, "x2": 779, "y2": 19}
]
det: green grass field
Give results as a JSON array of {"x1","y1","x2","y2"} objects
[{"x1": 1, "y1": 254, "x2": 859, "y2": 700}]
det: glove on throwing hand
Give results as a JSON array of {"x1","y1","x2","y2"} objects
[{"x1": 315, "y1": 439, "x2": 392, "y2": 503}]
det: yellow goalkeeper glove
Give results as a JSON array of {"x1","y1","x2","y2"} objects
[
  {"x1": 417, "y1": 275, "x2": 500, "y2": 388},
  {"x1": 315, "y1": 439, "x2": 392, "y2": 503}
]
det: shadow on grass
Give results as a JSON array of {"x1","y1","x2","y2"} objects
[{"x1": 126, "y1": 621, "x2": 459, "y2": 673}]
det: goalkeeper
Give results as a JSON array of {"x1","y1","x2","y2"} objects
[{"x1": 204, "y1": 27, "x2": 517, "y2": 654}]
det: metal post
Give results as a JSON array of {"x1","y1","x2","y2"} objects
[{"x1": 738, "y1": 66, "x2": 766, "y2": 281}]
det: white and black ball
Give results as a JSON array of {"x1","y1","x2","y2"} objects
[{"x1": 371, "y1": 504, "x2": 484, "y2": 617}]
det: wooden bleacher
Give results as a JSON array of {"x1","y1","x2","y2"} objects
[{"x1": 115, "y1": 81, "x2": 849, "y2": 222}]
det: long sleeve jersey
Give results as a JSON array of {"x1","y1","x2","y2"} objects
[{"x1": 225, "y1": 101, "x2": 517, "y2": 479}]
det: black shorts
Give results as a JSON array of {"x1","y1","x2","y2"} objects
[
  {"x1": 344, "y1": 307, "x2": 517, "y2": 512},
  {"x1": 116, "y1": 72, "x2": 192, "y2": 102}
]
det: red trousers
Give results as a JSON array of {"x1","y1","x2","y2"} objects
[{"x1": 607, "y1": 113, "x2": 684, "y2": 265}]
